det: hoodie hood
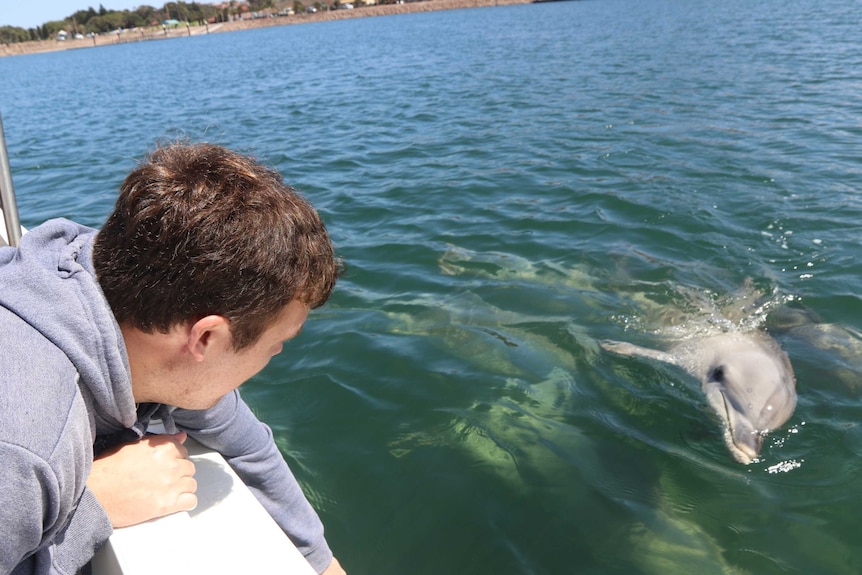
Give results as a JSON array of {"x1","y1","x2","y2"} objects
[{"x1": 0, "y1": 218, "x2": 136, "y2": 431}]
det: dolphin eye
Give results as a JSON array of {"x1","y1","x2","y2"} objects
[{"x1": 710, "y1": 366, "x2": 725, "y2": 382}]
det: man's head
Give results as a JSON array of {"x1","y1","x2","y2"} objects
[{"x1": 93, "y1": 142, "x2": 341, "y2": 351}]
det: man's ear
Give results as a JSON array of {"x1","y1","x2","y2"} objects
[{"x1": 186, "y1": 315, "x2": 232, "y2": 361}]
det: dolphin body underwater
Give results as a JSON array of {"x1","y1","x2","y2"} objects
[{"x1": 600, "y1": 331, "x2": 797, "y2": 464}]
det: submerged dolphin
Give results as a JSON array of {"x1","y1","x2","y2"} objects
[{"x1": 600, "y1": 332, "x2": 797, "y2": 464}]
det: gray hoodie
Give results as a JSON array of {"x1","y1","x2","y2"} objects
[{"x1": 0, "y1": 219, "x2": 332, "y2": 575}]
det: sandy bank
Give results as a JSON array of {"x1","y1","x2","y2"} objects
[{"x1": 0, "y1": 0, "x2": 532, "y2": 58}]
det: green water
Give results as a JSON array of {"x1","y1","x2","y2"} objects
[{"x1": 2, "y1": 0, "x2": 862, "y2": 572}]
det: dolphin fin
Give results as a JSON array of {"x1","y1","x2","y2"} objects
[{"x1": 600, "y1": 339, "x2": 678, "y2": 366}]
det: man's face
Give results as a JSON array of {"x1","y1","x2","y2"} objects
[{"x1": 176, "y1": 299, "x2": 310, "y2": 409}]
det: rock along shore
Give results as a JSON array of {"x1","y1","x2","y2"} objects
[{"x1": 0, "y1": 0, "x2": 532, "y2": 58}]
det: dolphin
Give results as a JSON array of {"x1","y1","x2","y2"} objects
[{"x1": 600, "y1": 332, "x2": 797, "y2": 464}]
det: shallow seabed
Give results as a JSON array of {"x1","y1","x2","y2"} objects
[{"x1": 3, "y1": 0, "x2": 862, "y2": 572}]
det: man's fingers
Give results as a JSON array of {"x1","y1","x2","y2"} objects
[
  {"x1": 176, "y1": 457, "x2": 196, "y2": 478},
  {"x1": 142, "y1": 432, "x2": 190, "y2": 458},
  {"x1": 180, "y1": 475, "x2": 198, "y2": 495},
  {"x1": 174, "y1": 440, "x2": 189, "y2": 459},
  {"x1": 176, "y1": 490, "x2": 198, "y2": 513},
  {"x1": 156, "y1": 475, "x2": 198, "y2": 515}
]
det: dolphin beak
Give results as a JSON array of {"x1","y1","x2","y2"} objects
[
  {"x1": 719, "y1": 391, "x2": 763, "y2": 464},
  {"x1": 728, "y1": 427, "x2": 762, "y2": 465}
]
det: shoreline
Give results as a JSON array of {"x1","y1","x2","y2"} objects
[{"x1": 0, "y1": 0, "x2": 533, "y2": 58}]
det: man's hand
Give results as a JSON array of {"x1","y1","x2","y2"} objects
[
  {"x1": 321, "y1": 557, "x2": 347, "y2": 575},
  {"x1": 87, "y1": 432, "x2": 197, "y2": 528}
]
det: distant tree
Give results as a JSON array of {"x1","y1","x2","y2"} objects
[
  {"x1": 119, "y1": 10, "x2": 146, "y2": 28},
  {"x1": 85, "y1": 15, "x2": 104, "y2": 32},
  {"x1": 293, "y1": 0, "x2": 305, "y2": 12},
  {"x1": 85, "y1": 12, "x2": 125, "y2": 33},
  {"x1": 0, "y1": 26, "x2": 30, "y2": 44},
  {"x1": 185, "y1": 2, "x2": 219, "y2": 24},
  {"x1": 69, "y1": 8, "x2": 97, "y2": 26},
  {"x1": 165, "y1": 2, "x2": 189, "y2": 21},
  {"x1": 42, "y1": 20, "x2": 69, "y2": 37},
  {"x1": 187, "y1": 2, "x2": 202, "y2": 22},
  {"x1": 136, "y1": 5, "x2": 159, "y2": 25}
]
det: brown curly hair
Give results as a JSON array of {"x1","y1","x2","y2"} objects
[{"x1": 93, "y1": 142, "x2": 342, "y2": 350}]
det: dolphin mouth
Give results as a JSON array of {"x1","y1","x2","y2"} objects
[
  {"x1": 719, "y1": 390, "x2": 762, "y2": 464},
  {"x1": 729, "y1": 429, "x2": 762, "y2": 465}
]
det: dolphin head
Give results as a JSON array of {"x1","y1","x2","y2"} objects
[{"x1": 704, "y1": 348, "x2": 797, "y2": 464}]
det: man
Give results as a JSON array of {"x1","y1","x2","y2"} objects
[{"x1": 0, "y1": 143, "x2": 346, "y2": 575}]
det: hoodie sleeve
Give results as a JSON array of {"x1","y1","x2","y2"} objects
[
  {"x1": 171, "y1": 391, "x2": 334, "y2": 574},
  {"x1": 0, "y1": 445, "x2": 112, "y2": 575},
  {"x1": 49, "y1": 487, "x2": 113, "y2": 574},
  {"x1": 0, "y1": 443, "x2": 58, "y2": 574}
]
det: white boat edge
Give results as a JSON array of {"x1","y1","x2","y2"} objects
[{"x1": 91, "y1": 423, "x2": 317, "y2": 575}]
